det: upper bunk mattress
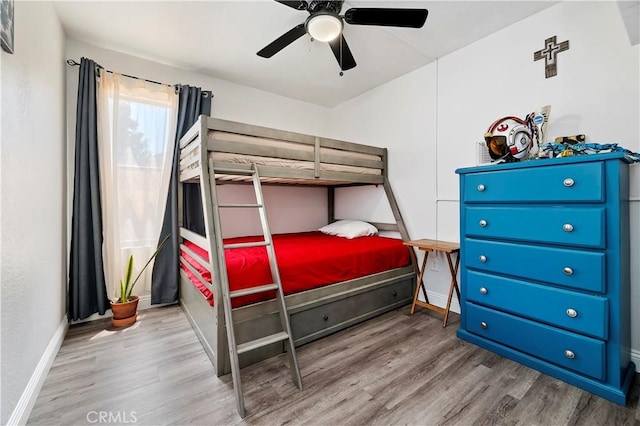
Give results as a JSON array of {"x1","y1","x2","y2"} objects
[
  {"x1": 181, "y1": 231, "x2": 410, "y2": 308},
  {"x1": 208, "y1": 130, "x2": 382, "y2": 177}
]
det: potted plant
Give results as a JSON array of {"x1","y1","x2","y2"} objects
[{"x1": 110, "y1": 234, "x2": 170, "y2": 327}]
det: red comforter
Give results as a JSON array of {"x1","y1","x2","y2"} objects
[{"x1": 181, "y1": 231, "x2": 410, "y2": 308}]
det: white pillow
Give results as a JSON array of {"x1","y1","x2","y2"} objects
[{"x1": 319, "y1": 220, "x2": 378, "y2": 239}]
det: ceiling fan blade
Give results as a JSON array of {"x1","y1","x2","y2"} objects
[
  {"x1": 275, "y1": 1, "x2": 307, "y2": 11},
  {"x1": 257, "y1": 24, "x2": 307, "y2": 58},
  {"x1": 328, "y1": 35, "x2": 356, "y2": 71},
  {"x1": 344, "y1": 8, "x2": 428, "y2": 28}
]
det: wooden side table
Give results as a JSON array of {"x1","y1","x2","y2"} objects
[{"x1": 403, "y1": 239, "x2": 460, "y2": 327}]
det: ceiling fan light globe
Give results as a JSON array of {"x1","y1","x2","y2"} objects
[{"x1": 306, "y1": 13, "x2": 343, "y2": 42}]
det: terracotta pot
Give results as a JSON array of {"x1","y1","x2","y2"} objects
[{"x1": 110, "y1": 296, "x2": 139, "y2": 327}]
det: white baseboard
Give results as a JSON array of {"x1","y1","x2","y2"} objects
[
  {"x1": 632, "y1": 349, "x2": 640, "y2": 372},
  {"x1": 7, "y1": 317, "x2": 68, "y2": 426}
]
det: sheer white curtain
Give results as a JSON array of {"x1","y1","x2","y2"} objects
[{"x1": 97, "y1": 72, "x2": 178, "y2": 301}]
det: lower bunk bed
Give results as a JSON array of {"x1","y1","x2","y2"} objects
[{"x1": 180, "y1": 229, "x2": 415, "y2": 374}]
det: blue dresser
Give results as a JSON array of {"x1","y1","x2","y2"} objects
[{"x1": 456, "y1": 152, "x2": 635, "y2": 405}]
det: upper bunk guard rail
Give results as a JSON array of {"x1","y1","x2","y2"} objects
[
  {"x1": 206, "y1": 161, "x2": 302, "y2": 418},
  {"x1": 204, "y1": 116, "x2": 385, "y2": 156},
  {"x1": 178, "y1": 115, "x2": 387, "y2": 185},
  {"x1": 179, "y1": 153, "x2": 200, "y2": 171},
  {"x1": 208, "y1": 136, "x2": 384, "y2": 170},
  {"x1": 178, "y1": 116, "x2": 207, "y2": 183}
]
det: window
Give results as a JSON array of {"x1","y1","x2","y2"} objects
[{"x1": 97, "y1": 73, "x2": 178, "y2": 300}]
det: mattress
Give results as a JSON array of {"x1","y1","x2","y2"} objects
[
  {"x1": 181, "y1": 231, "x2": 410, "y2": 308},
  {"x1": 208, "y1": 130, "x2": 382, "y2": 177}
]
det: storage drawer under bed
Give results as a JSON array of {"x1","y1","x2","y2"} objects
[{"x1": 290, "y1": 278, "x2": 413, "y2": 346}]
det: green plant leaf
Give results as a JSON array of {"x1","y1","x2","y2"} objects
[{"x1": 123, "y1": 234, "x2": 171, "y2": 300}]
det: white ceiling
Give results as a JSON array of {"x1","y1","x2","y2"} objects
[{"x1": 54, "y1": 1, "x2": 559, "y2": 107}]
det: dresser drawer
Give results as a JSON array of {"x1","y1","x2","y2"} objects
[
  {"x1": 465, "y1": 207, "x2": 605, "y2": 248},
  {"x1": 463, "y1": 162, "x2": 604, "y2": 203},
  {"x1": 466, "y1": 303, "x2": 606, "y2": 380},
  {"x1": 467, "y1": 271, "x2": 608, "y2": 339},
  {"x1": 465, "y1": 239, "x2": 606, "y2": 293}
]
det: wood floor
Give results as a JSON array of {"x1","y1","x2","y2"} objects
[{"x1": 28, "y1": 304, "x2": 640, "y2": 425}]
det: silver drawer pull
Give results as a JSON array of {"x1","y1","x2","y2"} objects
[
  {"x1": 479, "y1": 287, "x2": 488, "y2": 295},
  {"x1": 565, "y1": 350, "x2": 575, "y2": 359},
  {"x1": 479, "y1": 219, "x2": 487, "y2": 227},
  {"x1": 563, "y1": 178, "x2": 575, "y2": 187},
  {"x1": 480, "y1": 321, "x2": 487, "y2": 329},
  {"x1": 563, "y1": 267, "x2": 574, "y2": 276},
  {"x1": 477, "y1": 184, "x2": 485, "y2": 192},
  {"x1": 479, "y1": 255, "x2": 487, "y2": 263},
  {"x1": 563, "y1": 223, "x2": 574, "y2": 232},
  {"x1": 566, "y1": 308, "x2": 578, "y2": 318}
]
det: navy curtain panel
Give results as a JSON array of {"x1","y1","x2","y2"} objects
[
  {"x1": 68, "y1": 58, "x2": 110, "y2": 321},
  {"x1": 151, "y1": 86, "x2": 212, "y2": 304}
]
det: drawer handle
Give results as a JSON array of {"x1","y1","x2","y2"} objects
[
  {"x1": 477, "y1": 184, "x2": 486, "y2": 192},
  {"x1": 565, "y1": 350, "x2": 575, "y2": 359},
  {"x1": 480, "y1": 321, "x2": 488, "y2": 329},
  {"x1": 322, "y1": 315, "x2": 329, "y2": 321},
  {"x1": 563, "y1": 178, "x2": 575, "y2": 187},
  {"x1": 563, "y1": 223, "x2": 574, "y2": 232},
  {"x1": 479, "y1": 219, "x2": 487, "y2": 227},
  {"x1": 479, "y1": 255, "x2": 487, "y2": 263},
  {"x1": 391, "y1": 291, "x2": 398, "y2": 297},
  {"x1": 563, "y1": 267, "x2": 574, "y2": 276},
  {"x1": 479, "y1": 287, "x2": 488, "y2": 295},
  {"x1": 566, "y1": 308, "x2": 578, "y2": 318}
]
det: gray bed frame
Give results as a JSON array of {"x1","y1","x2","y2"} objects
[{"x1": 177, "y1": 115, "x2": 417, "y2": 376}]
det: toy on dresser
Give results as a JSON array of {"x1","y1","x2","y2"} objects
[{"x1": 482, "y1": 105, "x2": 550, "y2": 163}]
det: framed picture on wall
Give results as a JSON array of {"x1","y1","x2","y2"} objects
[{"x1": 1, "y1": 0, "x2": 14, "y2": 54}]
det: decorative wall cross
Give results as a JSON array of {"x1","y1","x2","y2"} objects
[{"x1": 534, "y1": 36, "x2": 569, "y2": 78}]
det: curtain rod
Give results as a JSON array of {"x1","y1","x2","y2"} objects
[{"x1": 66, "y1": 59, "x2": 177, "y2": 90}]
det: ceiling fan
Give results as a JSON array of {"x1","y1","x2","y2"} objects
[{"x1": 257, "y1": 1, "x2": 428, "y2": 72}]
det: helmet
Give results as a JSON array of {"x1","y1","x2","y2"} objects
[{"x1": 484, "y1": 116, "x2": 533, "y2": 161}]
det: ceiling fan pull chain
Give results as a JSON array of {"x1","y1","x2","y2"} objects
[{"x1": 339, "y1": 32, "x2": 344, "y2": 76}]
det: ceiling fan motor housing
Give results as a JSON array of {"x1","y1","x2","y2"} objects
[{"x1": 308, "y1": 1, "x2": 344, "y2": 14}]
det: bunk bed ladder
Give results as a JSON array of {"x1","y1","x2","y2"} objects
[{"x1": 210, "y1": 162, "x2": 303, "y2": 418}]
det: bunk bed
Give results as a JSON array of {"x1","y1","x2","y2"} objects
[{"x1": 178, "y1": 115, "x2": 417, "y2": 376}]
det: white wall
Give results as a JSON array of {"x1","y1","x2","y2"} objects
[
  {"x1": 326, "y1": 64, "x2": 437, "y2": 240},
  {"x1": 324, "y1": 0, "x2": 640, "y2": 347},
  {"x1": 217, "y1": 185, "x2": 327, "y2": 239},
  {"x1": 436, "y1": 0, "x2": 640, "y2": 355},
  {"x1": 0, "y1": 1, "x2": 67, "y2": 424}
]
